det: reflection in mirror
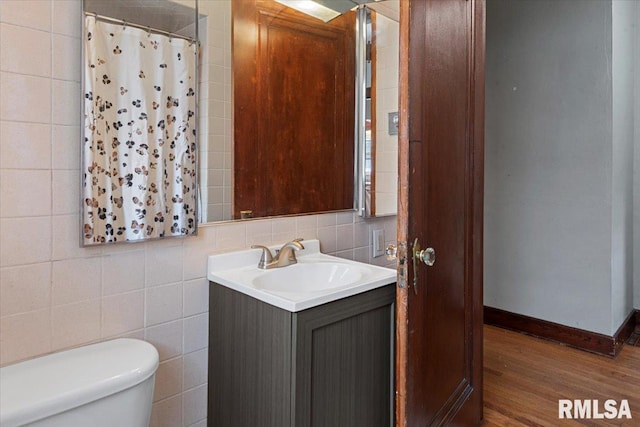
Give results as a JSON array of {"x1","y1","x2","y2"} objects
[
  {"x1": 198, "y1": 0, "x2": 399, "y2": 224},
  {"x1": 357, "y1": 1, "x2": 399, "y2": 218},
  {"x1": 199, "y1": 0, "x2": 356, "y2": 222},
  {"x1": 81, "y1": 0, "x2": 199, "y2": 245}
]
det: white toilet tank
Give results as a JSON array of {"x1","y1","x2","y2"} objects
[{"x1": 0, "y1": 338, "x2": 159, "y2": 427}]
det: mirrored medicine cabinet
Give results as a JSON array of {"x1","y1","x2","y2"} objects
[{"x1": 80, "y1": 0, "x2": 398, "y2": 246}]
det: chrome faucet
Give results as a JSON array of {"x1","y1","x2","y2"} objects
[{"x1": 252, "y1": 239, "x2": 305, "y2": 269}]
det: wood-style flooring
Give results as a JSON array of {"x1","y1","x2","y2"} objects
[
  {"x1": 627, "y1": 326, "x2": 640, "y2": 347},
  {"x1": 483, "y1": 325, "x2": 640, "y2": 426}
]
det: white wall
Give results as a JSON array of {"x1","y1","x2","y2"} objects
[
  {"x1": 373, "y1": 12, "x2": 398, "y2": 216},
  {"x1": 611, "y1": 0, "x2": 635, "y2": 330},
  {"x1": 634, "y1": 0, "x2": 640, "y2": 310},
  {"x1": 199, "y1": 0, "x2": 233, "y2": 222},
  {"x1": 0, "y1": 2, "x2": 396, "y2": 426},
  {"x1": 485, "y1": 0, "x2": 635, "y2": 336}
]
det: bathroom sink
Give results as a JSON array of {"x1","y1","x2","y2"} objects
[
  {"x1": 208, "y1": 239, "x2": 396, "y2": 312},
  {"x1": 251, "y1": 262, "x2": 363, "y2": 293}
]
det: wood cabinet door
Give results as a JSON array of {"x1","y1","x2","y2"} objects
[
  {"x1": 233, "y1": 0, "x2": 355, "y2": 218},
  {"x1": 293, "y1": 285, "x2": 395, "y2": 427},
  {"x1": 396, "y1": 0, "x2": 485, "y2": 425}
]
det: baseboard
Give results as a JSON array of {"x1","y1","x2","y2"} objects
[{"x1": 484, "y1": 306, "x2": 637, "y2": 357}]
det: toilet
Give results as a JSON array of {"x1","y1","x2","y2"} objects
[{"x1": 0, "y1": 338, "x2": 159, "y2": 427}]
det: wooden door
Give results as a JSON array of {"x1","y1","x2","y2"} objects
[
  {"x1": 396, "y1": 0, "x2": 485, "y2": 426},
  {"x1": 233, "y1": 0, "x2": 355, "y2": 219}
]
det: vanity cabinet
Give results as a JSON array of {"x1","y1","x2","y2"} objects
[{"x1": 208, "y1": 282, "x2": 395, "y2": 427}]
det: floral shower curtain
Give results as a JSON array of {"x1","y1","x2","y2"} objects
[{"x1": 83, "y1": 16, "x2": 197, "y2": 244}]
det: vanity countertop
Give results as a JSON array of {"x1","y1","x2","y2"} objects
[{"x1": 207, "y1": 240, "x2": 396, "y2": 312}]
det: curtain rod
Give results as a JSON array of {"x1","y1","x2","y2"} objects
[{"x1": 84, "y1": 11, "x2": 197, "y2": 44}]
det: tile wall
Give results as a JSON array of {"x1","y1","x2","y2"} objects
[
  {"x1": 374, "y1": 12, "x2": 399, "y2": 216},
  {"x1": 199, "y1": 0, "x2": 233, "y2": 222},
  {"x1": 0, "y1": 1, "x2": 397, "y2": 425}
]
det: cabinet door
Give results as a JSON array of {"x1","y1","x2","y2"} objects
[
  {"x1": 292, "y1": 285, "x2": 395, "y2": 427},
  {"x1": 208, "y1": 283, "x2": 293, "y2": 427}
]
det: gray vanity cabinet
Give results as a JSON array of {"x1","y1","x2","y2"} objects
[{"x1": 208, "y1": 282, "x2": 395, "y2": 427}]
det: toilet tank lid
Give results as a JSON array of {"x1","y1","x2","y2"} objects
[{"x1": 0, "y1": 338, "x2": 159, "y2": 427}]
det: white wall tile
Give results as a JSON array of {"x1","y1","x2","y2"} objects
[
  {"x1": 51, "y1": 80, "x2": 79, "y2": 126},
  {"x1": 271, "y1": 218, "x2": 296, "y2": 243},
  {"x1": 101, "y1": 290, "x2": 144, "y2": 338},
  {"x1": 183, "y1": 384, "x2": 207, "y2": 426},
  {"x1": 0, "y1": 169, "x2": 52, "y2": 217},
  {"x1": 336, "y1": 224, "x2": 354, "y2": 251},
  {"x1": 146, "y1": 244, "x2": 183, "y2": 287},
  {"x1": 183, "y1": 313, "x2": 207, "y2": 354},
  {"x1": 182, "y1": 348, "x2": 207, "y2": 390},
  {"x1": 146, "y1": 282, "x2": 183, "y2": 327},
  {"x1": 354, "y1": 221, "x2": 369, "y2": 248},
  {"x1": 183, "y1": 278, "x2": 208, "y2": 317},
  {"x1": 0, "y1": 121, "x2": 51, "y2": 170},
  {"x1": 336, "y1": 211, "x2": 353, "y2": 225},
  {"x1": 52, "y1": 0, "x2": 81, "y2": 37},
  {"x1": 51, "y1": 299, "x2": 101, "y2": 350},
  {"x1": 0, "y1": 217, "x2": 51, "y2": 267},
  {"x1": 0, "y1": 263, "x2": 51, "y2": 317},
  {"x1": 154, "y1": 357, "x2": 183, "y2": 402},
  {"x1": 354, "y1": 247, "x2": 369, "y2": 263},
  {"x1": 214, "y1": 222, "x2": 246, "y2": 251},
  {"x1": 333, "y1": 249, "x2": 354, "y2": 260},
  {"x1": 182, "y1": 239, "x2": 213, "y2": 281},
  {"x1": 52, "y1": 33, "x2": 80, "y2": 81},
  {"x1": 0, "y1": 72, "x2": 51, "y2": 123},
  {"x1": 296, "y1": 214, "x2": 317, "y2": 231},
  {"x1": 317, "y1": 212, "x2": 337, "y2": 227},
  {"x1": 0, "y1": 308, "x2": 51, "y2": 365},
  {"x1": 317, "y1": 226, "x2": 337, "y2": 253},
  {"x1": 150, "y1": 394, "x2": 182, "y2": 427},
  {"x1": 52, "y1": 125, "x2": 80, "y2": 170},
  {"x1": 52, "y1": 257, "x2": 101, "y2": 305},
  {"x1": 145, "y1": 319, "x2": 183, "y2": 361},
  {"x1": 0, "y1": 24, "x2": 51, "y2": 77},
  {"x1": 52, "y1": 214, "x2": 102, "y2": 261},
  {"x1": 0, "y1": 0, "x2": 51, "y2": 31},
  {"x1": 102, "y1": 250, "x2": 145, "y2": 295},
  {"x1": 52, "y1": 169, "x2": 78, "y2": 215},
  {"x1": 245, "y1": 220, "x2": 272, "y2": 247}
]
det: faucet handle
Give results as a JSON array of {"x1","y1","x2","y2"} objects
[
  {"x1": 280, "y1": 240, "x2": 304, "y2": 262},
  {"x1": 251, "y1": 245, "x2": 273, "y2": 269},
  {"x1": 289, "y1": 238, "x2": 304, "y2": 260}
]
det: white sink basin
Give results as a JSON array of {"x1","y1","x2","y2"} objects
[
  {"x1": 251, "y1": 262, "x2": 363, "y2": 293},
  {"x1": 208, "y1": 239, "x2": 396, "y2": 312}
]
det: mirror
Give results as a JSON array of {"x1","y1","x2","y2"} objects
[
  {"x1": 82, "y1": 0, "x2": 199, "y2": 245},
  {"x1": 81, "y1": 0, "x2": 399, "y2": 245},
  {"x1": 358, "y1": 2, "x2": 399, "y2": 217},
  {"x1": 199, "y1": 0, "x2": 357, "y2": 222},
  {"x1": 198, "y1": 0, "x2": 399, "y2": 223}
]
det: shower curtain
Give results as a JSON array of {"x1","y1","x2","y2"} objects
[{"x1": 83, "y1": 16, "x2": 197, "y2": 244}]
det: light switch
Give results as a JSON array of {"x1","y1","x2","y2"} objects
[
  {"x1": 372, "y1": 229, "x2": 385, "y2": 258},
  {"x1": 388, "y1": 112, "x2": 399, "y2": 135}
]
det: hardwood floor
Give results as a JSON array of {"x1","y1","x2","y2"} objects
[
  {"x1": 483, "y1": 325, "x2": 640, "y2": 426},
  {"x1": 628, "y1": 326, "x2": 640, "y2": 347}
]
